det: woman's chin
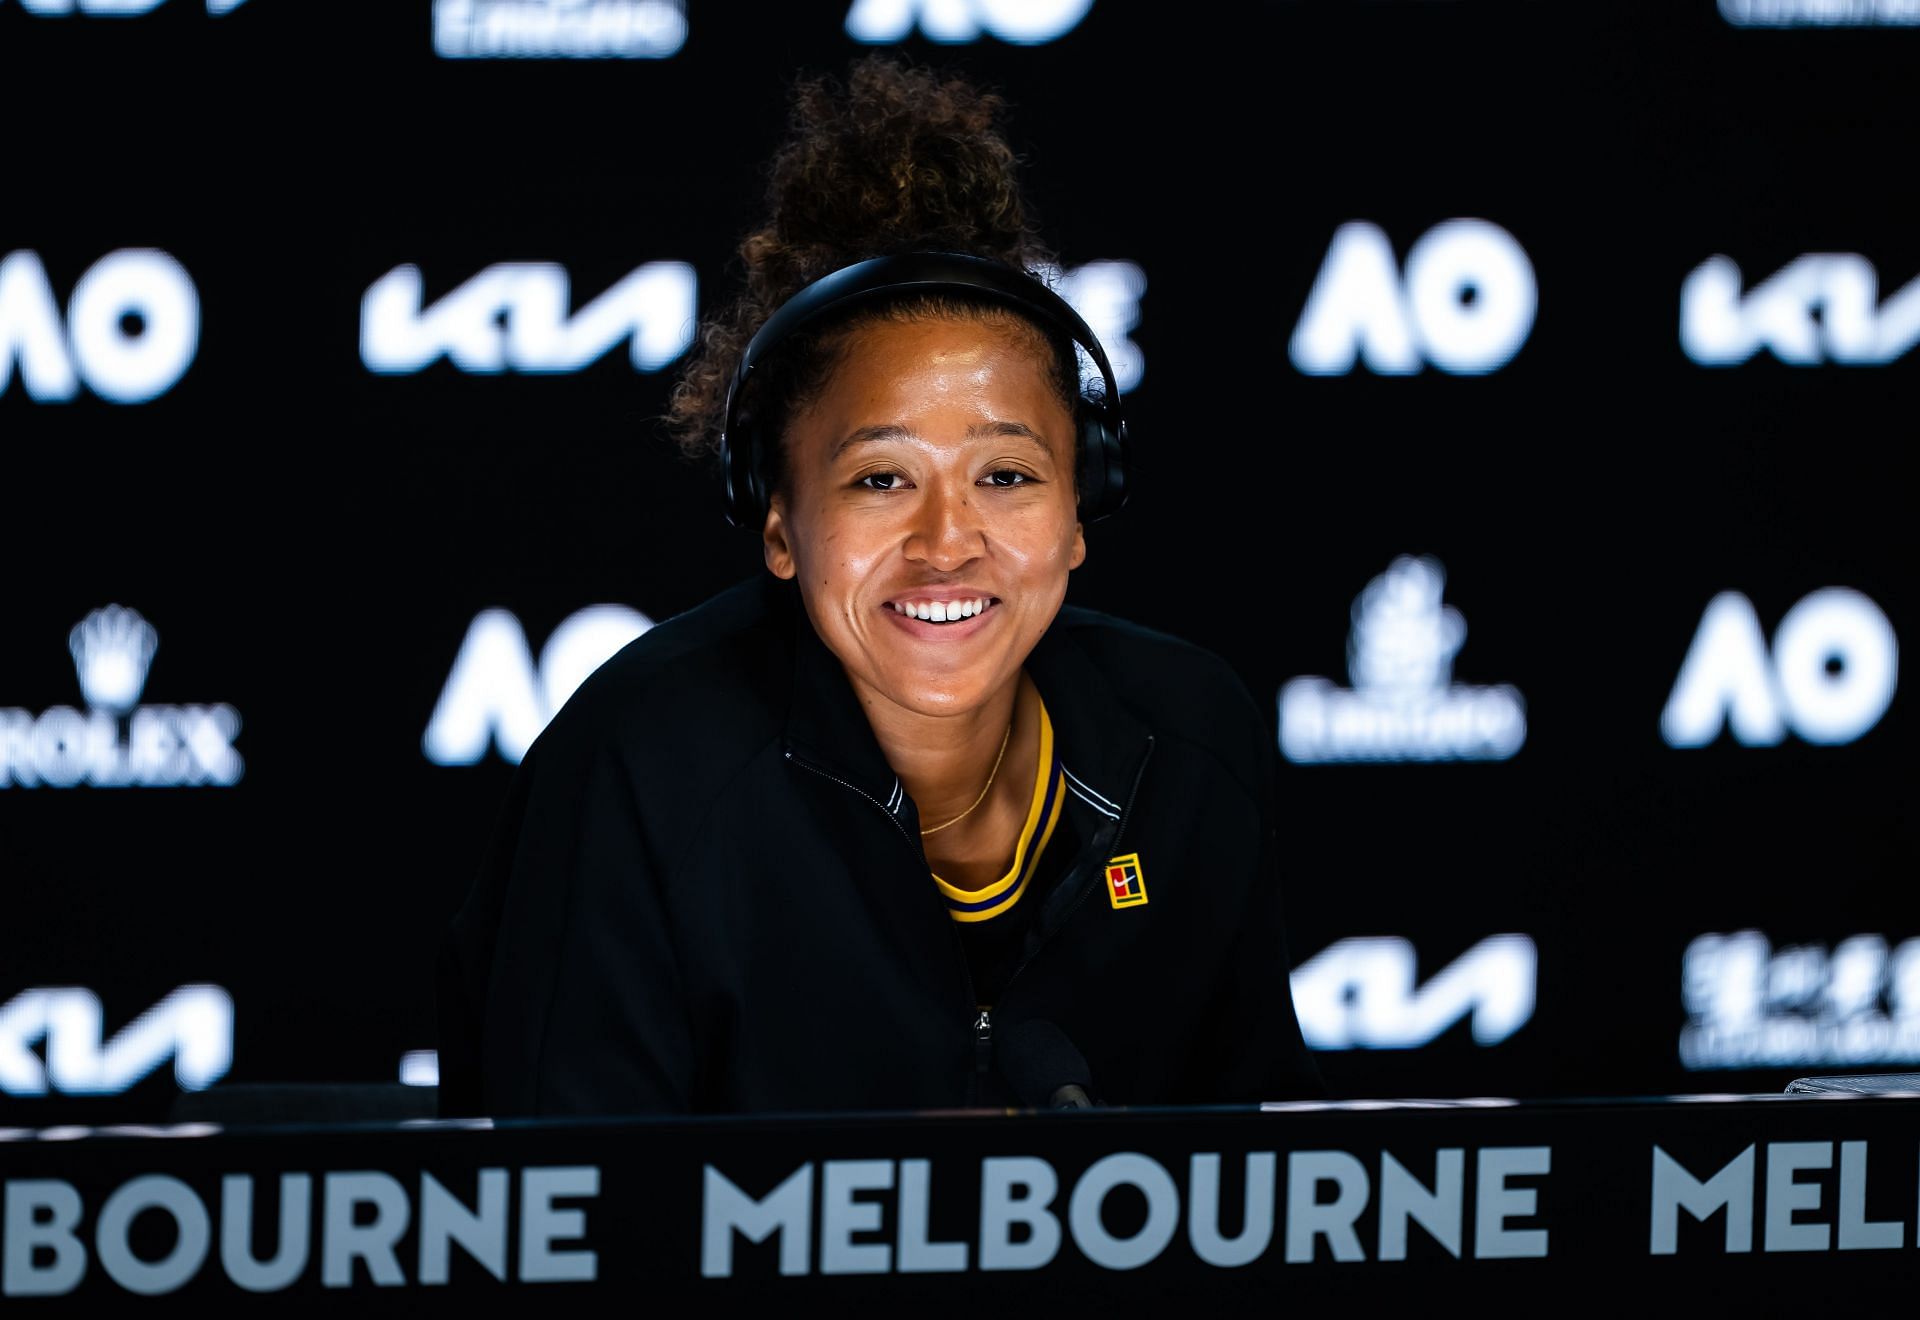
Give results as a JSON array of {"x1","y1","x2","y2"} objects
[{"x1": 879, "y1": 675, "x2": 1010, "y2": 720}]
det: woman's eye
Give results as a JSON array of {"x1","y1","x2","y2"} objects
[{"x1": 856, "y1": 469, "x2": 1035, "y2": 490}]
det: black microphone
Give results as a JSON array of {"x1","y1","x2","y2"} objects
[{"x1": 998, "y1": 1019, "x2": 1096, "y2": 1110}]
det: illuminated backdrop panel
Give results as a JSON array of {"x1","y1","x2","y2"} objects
[{"x1": 1, "y1": 0, "x2": 1912, "y2": 1120}]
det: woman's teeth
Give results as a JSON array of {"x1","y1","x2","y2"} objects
[{"x1": 891, "y1": 598, "x2": 993, "y2": 623}]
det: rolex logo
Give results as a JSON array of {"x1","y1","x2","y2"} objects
[
  {"x1": 68, "y1": 604, "x2": 159, "y2": 714},
  {"x1": 1, "y1": 605, "x2": 241, "y2": 789}
]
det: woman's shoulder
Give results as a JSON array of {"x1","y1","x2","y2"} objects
[
  {"x1": 526, "y1": 574, "x2": 790, "y2": 772},
  {"x1": 1048, "y1": 603, "x2": 1274, "y2": 803},
  {"x1": 1051, "y1": 603, "x2": 1262, "y2": 711}
]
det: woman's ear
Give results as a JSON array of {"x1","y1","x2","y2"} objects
[
  {"x1": 762, "y1": 493, "x2": 798, "y2": 580},
  {"x1": 1069, "y1": 520, "x2": 1086, "y2": 570}
]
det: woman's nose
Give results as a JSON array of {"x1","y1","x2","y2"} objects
[{"x1": 904, "y1": 478, "x2": 986, "y2": 568}]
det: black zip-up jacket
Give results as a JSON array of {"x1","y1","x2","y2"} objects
[{"x1": 436, "y1": 572, "x2": 1322, "y2": 1115}]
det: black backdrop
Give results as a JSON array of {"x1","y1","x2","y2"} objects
[{"x1": 2, "y1": 0, "x2": 1913, "y2": 1122}]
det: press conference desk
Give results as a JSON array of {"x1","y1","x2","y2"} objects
[{"x1": 4, "y1": 1093, "x2": 1916, "y2": 1309}]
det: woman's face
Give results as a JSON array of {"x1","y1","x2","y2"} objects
[{"x1": 762, "y1": 314, "x2": 1085, "y2": 720}]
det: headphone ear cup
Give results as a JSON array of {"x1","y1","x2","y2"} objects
[
  {"x1": 1076, "y1": 410, "x2": 1126, "y2": 523},
  {"x1": 743, "y1": 421, "x2": 768, "y2": 529},
  {"x1": 1075, "y1": 409, "x2": 1104, "y2": 521},
  {"x1": 722, "y1": 414, "x2": 770, "y2": 530},
  {"x1": 720, "y1": 429, "x2": 740, "y2": 529}
]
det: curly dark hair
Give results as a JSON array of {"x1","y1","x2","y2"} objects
[{"x1": 662, "y1": 53, "x2": 1083, "y2": 508}]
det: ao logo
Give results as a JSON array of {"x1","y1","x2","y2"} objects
[
  {"x1": 1289, "y1": 935, "x2": 1537, "y2": 1049},
  {"x1": 3, "y1": 0, "x2": 247, "y2": 12},
  {"x1": 1681, "y1": 254, "x2": 1920, "y2": 366},
  {"x1": 424, "y1": 605, "x2": 652, "y2": 765},
  {"x1": 845, "y1": 0, "x2": 1093, "y2": 44},
  {"x1": 0, "y1": 251, "x2": 199, "y2": 404},
  {"x1": 1290, "y1": 220, "x2": 1537, "y2": 376},
  {"x1": 360, "y1": 261, "x2": 696, "y2": 376},
  {"x1": 0, "y1": 986, "x2": 232, "y2": 1096},
  {"x1": 1662, "y1": 589, "x2": 1898, "y2": 748}
]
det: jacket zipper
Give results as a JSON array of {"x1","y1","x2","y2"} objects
[
  {"x1": 782, "y1": 747, "x2": 989, "y2": 1099},
  {"x1": 785, "y1": 735, "x2": 1154, "y2": 1107},
  {"x1": 998, "y1": 734, "x2": 1156, "y2": 1012},
  {"x1": 967, "y1": 740, "x2": 1152, "y2": 1106}
]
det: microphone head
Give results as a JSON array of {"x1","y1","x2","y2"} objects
[{"x1": 998, "y1": 1018, "x2": 1095, "y2": 1109}]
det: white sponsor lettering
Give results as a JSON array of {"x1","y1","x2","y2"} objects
[
  {"x1": 222, "y1": 1174, "x2": 313, "y2": 1290},
  {"x1": 432, "y1": 0, "x2": 686, "y2": 58},
  {"x1": 1662, "y1": 589, "x2": 1897, "y2": 748},
  {"x1": 1650, "y1": 1145, "x2": 1755, "y2": 1254},
  {"x1": 1187, "y1": 1151, "x2": 1276, "y2": 1266},
  {"x1": 1284, "y1": 1150, "x2": 1369, "y2": 1263},
  {"x1": 0, "y1": 251, "x2": 199, "y2": 404},
  {"x1": 700, "y1": 1147, "x2": 1549, "y2": 1275},
  {"x1": 360, "y1": 262, "x2": 696, "y2": 375},
  {"x1": 423, "y1": 604, "x2": 651, "y2": 765},
  {"x1": 1, "y1": 1167, "x2": 597, "y2": 1296},
  {"x1": 3, "y1": 1182, "x2": 85, "y2": 1295},
  {"x1": 1290, "y1": 220, "x2": 1536, "y2": 376},
  {"x1": 845, "y1": 0, "x2": 1094, "y2": 44},
  {"x1": 1639, "y1": 1142, "x2": 1906, "y2": 1254},
  {"x1": 1681, "y1": 254, "x2": 1920, "y2": 365},
  {"x1": 418, "y1": 1170, "x2": 504, "y2": 1283},
  {"x1": 519, "y1": 1167, "x2": 599, "y2": 1281},
  {"x1": 701, "y1": 1164, "x2": 812, "y2": 1278},
  {"x1": 978, "y1": 1156, "x2": 1058, "y2": 1270},
  {"x1": 819, "y1": 1161, "x2": 892, "y2": 1274},
  {"x1": 1680, "y1": 931, "x2": 1920, "y2": 1069},
  {"x1": 1378, "y1": 1149, "x2": 1462, "y2": 1259},
  {"x1": 4, "y1": 0, "x2": 247, "y2": 15},
  {"x1": 0, "y1": 986, "x2": 233, "y2": 1097},
  {"x1": 0, "y1": 706, "x2": 241, "y2": 788},
  {"x1": 1290, "y1": 935, "x2": 1537, "y2": 1049},
  {"x1": 1279, "y1": 556, "x2": 1526, "y2": 764},
  {"x1": 1068, "y1": 1153, "x2": 1179, "y2": 1270},
  {"x1": 97, "y1": 1176, "x2": 211, "y2": 1294},
  {"x1": 1283, "y1": 1146, "x2": 1551, "y2": 1263},
  {"x1": 1, "y1": 605, "x2": 243, "y2": 789},
  {"x1": 1719, "y1": 0, "x2": 1920, "y2": 25},
  {"x1": 897, "y1": 1159, "x2": 967, "y2": 1272},
  {"x1": 1473, "y1": 1147, "x2": 1551, "y2": 1259}
]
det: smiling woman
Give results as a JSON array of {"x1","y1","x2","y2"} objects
[
  {"x1": 763, "y1": 313, "x2": 1083, "y2": 889},
  {"x1": 436, "y1": 54, "x2": 1322, "y2": 1116}
]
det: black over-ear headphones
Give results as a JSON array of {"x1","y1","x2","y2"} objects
[{"x1": 718, "y1": 250, "x2": 1130, "y2": 530}]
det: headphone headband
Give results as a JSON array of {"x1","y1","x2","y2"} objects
[{"x1": 718, "y1": 250, "x2": 1129, "y2": 529}]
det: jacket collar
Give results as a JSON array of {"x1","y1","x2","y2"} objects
[{"x1": 770, "y1": 574, "x2": 1152, "y2": 828}]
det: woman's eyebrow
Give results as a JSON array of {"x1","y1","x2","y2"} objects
[
  {"x1": 832, "y1": 423, "x2": 914, "y2": 459},
  {"x1": 832, "y1": 420, "x2": 1049, "y2": 461},
  {"x1": 965, "y1": 420, "x2": 1048, "y2": 450}
]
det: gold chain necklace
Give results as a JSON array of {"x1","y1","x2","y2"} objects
[{"x1": 918, "y1": 717, "x2": 1014, "y2": 835}]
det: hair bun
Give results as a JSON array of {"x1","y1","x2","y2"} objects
[
  {"x1": 747, "y1": 55, "x2": 1045, "y2": 297},
  {"x1": 665, "y1": 54, "x2": 1056, "y2": 465}
]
